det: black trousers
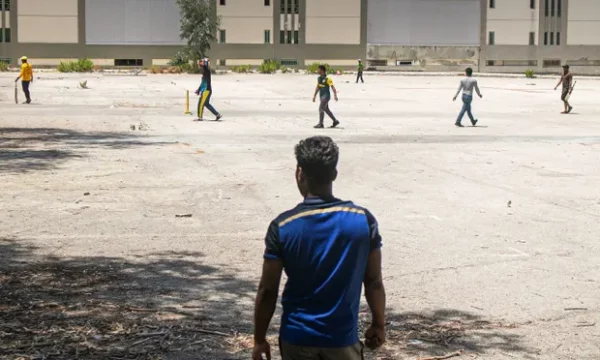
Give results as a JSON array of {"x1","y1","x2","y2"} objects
[
  {"x1": 356, "y1": 71, "x2": 364, "y2": 83},
  {"x1": 22, "y1": 81, "x2": 31, "y2": 102}
]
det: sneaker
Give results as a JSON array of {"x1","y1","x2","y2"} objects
[
  {"x1": 314, "y1": 123, "x2": 324, "y2": 129},
  {"x1": 455, "y1": 122, "x2": 464, "y2": 127},
  {"x1": 216, "y1": 114, "x2": 223, "y2": 121},
  {"x1": 471, "y1": 119, "x2": 478, "y2": 126},
  {"x1": 567, "y1": 106, "x2": 573, "y2": 114},
  {"x1": 330, "y1": 120, "x2": 340, "y2": 128}
]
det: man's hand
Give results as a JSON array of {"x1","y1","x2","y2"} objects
[
  {"x1": 479, "y1": 94, "x2": 483, "y2": 98},
  {"x1": 194, "y1": 90, "x2": 200, "y2": 96},
  {"x1": 554, "y1": 87, "x2": 558, "y2": 91},
  {"x1": 452, "y1": 96, "x2": 457, "y2": 101},
  {"x1": 334, "y1": 94, "x2": 338, "y2": 102},
  {"x1": 312, "y1": 96, "x2": 316, "y2": 103},
  {"x1": 252, "y1": 341, "x2": 271, "y2": 360},
  {"x1": 364, "y1": 325, "x2": 385, "y2": 350}
]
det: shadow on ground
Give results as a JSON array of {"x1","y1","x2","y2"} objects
[
  {"x1": 0, "y1": 127, "x2": 172, "y2": 173},
  {"x1": 358, "y1": 308, "x2": 538, "y2": 360},
  {"x1": 0, "y1": 238, "x2": 256, "y2": 360}
]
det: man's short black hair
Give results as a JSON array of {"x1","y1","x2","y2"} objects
[
  {"x1": 466, "y1": 67, "x2": 473, "y2": 76},
  {"x1": 318, "y1": 65, "x2": 327, "y2": 73},
  {"x1": 295, "y1": 136, "x2": 339, "y2": 185}
]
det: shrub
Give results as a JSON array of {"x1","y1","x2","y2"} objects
[
  {"x1": 525, "y1": 69, "x2": 535, "y2": 78},
  {"x1": 307, "y1": 62, "x2": 337, "y2": 75},
  {"x1": 281, "y1": 66, "x2": 290, "y2": 74},
  {"x1": 232, "y1": 65, "x2": 252, "y2": 73},
  {"x1": 168, "y1": 51, "x2": 189, "y2": 67},
  {"x1": 149, "y1": 66, "x2": 161, "y2": 74},
  {"x1": 57, "y1": 58, "x2": 94, "y2": 73},
  {"x1": 0, "y1": 61, "x2": 9, "y2": 72},
  {"x1": 258, "y1": 59, "x2": 280, "y2": 74}
]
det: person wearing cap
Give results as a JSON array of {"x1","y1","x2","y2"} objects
[
  {"x1": 356, "y1": 59, "x2": 364, "y2": 84},
  {"x1": 194, "y1": 58, "x2": 222, "y2": 121},
  {"x1": 554, "y1": 65, "x2": 574, "y2": 114},
  {"x1": 15, "y1": 56, "x2": 33, "y2": 104}
]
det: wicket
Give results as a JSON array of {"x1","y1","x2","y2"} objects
[{"x1": 184, "y1": 90, "x2": 193, "y2": 115}]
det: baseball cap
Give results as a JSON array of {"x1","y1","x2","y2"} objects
[{"x1": 20, "y1": 56, "x2": 28, "y2": 61}]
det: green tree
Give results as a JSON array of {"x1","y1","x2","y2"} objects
[{"x1": 176, "y1": 0, "x2": 220, "y2": 63}]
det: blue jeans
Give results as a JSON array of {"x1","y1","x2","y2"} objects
[{"x1": 457, "y1": 94, "x2": 475, "y2": 124}]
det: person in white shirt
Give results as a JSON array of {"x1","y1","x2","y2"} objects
[{"x1": 453, "y1": 67, "x2": 483, "y2": 127}]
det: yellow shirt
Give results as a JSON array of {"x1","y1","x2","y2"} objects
[{"x1": 20, "y1": 63, "x2": 33, "y2": 81}]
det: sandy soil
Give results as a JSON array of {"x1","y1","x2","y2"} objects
[{"x1": 1, "y1": 71, "x2": 599, "y2": 359}]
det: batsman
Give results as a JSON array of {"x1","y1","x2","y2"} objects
[
  {"x1": 15, "y1": 56, "x2": 33, "y2": 104},
  {"x1": 194, "y1": 58, "x2": 222, "y2": 121}
]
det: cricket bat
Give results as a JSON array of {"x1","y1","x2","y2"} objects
[
  {"x1": 14, "y1": 82, "x2": 18, "y2": 104},
  {"x1": 565, "y1": 81, "x2": 576, "y2": 101}
]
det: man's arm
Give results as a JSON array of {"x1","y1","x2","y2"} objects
[
  {"x1": 474, "y1": 81, "x2": 482, "y2": 98},
  {"x1": 364, "y1": 249, "x2": 386, "y2": 330},
  {"x1": 254, "y1": 258, "x2": 283, "y2": 344},
  {"x1": 555, "y1": 76, "x2": 563, "y2": 90},
  {"x1": 15, "y1": 66, "x2": 22, "y2": 82},
  {"x1": 331, "y1": 85, "x2": 339, "y2": 101},
  {"x1": 312, "y1": 86, "x2": 320, "y2": 102},
  {"x1": 453, "y1": 82, "x2": 463, "y2": 100}
]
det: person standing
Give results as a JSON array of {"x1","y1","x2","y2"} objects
[
  {"x1": 356, "y1": 59, "x2": 364, "y2": 83},
  {"x1": 253, "y1": 136, "x2": 386, "y2": 360},
  {"x1": 312, "y1": 65, "x2": 340, "y2": 129},
  {"x1": 194, "y1": 58, "x2": 222, "y2": 121},
  {"x1": 453, "y1": 67, "x2": 482, "y2": 127},
  {"x1": 554, "y1": 65, "x2": 574, "y2": 114},
  {"x1": 15, "y1": 56, "x2": 33, "y2": 104}
]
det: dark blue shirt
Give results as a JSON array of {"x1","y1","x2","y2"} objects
[{"x1": 264, "y1": 197, "x2": 382, "y2": 348}]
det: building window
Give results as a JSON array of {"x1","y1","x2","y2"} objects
[
  {"x1": 280, "y1": 59, "x2": 299, "y2": 66},
  {"x1": 264, "y1": 0, "x2": 270, "y2": 5},
  {"x1": 488, "y1": 31, "x2": 495, "y2": 45},
  {"x1": 293, "y1": 30, "x2": 299, "y2": 44},
  {"x1": 557, "y1": 0, "x2": 561, "y2": 17},
  {"x1": 544, "y1": 32, "x2": 548, "y2": 45},
  {"x1": 219, "y1": 29, "x2": 226, "y2": 44},
  {"x1": 529, "y1": 32, "x2": 536, "y2": 45},
  {"x1": 279, "y1": 30, "x2": 285, "y2": 44},
  {"x1": 545, "y1": 0, "x2": 549, "y2": 16},
  {"x1": 294, "y1": 0, "x2": 299, "y2": 14},
  {"x1": 280, "y1": 0, "x2": 285, "y2": 13},
  {"x1": 219, "y1": 0, "x2": 225, "y2": 5},
  {"x1": 3, "y1": 0, "x2": 10, "y2": 11},
  {"x1": 264, "y1": 30, "x2": 271, "y2": 44},
  {"x1": 219, "y1": 59, "x2": 226, "y2": 66},
  {"x1": 115, "y1": 59, "x2": 143, "y2": 67},
  {"x1": 550, "y1": 32, "x2": 554, "y2": 45},
  {"x1": 4, "y1": 28, "x2": 10, "y2": 43},
  {"x1": 556, "y1": 32, "x2": 561, "y2": 45},
  {"x1": 530, "y1": 0, "x2": 535, "y2": 9},
  {"x1": 287, "y1": 30, "x2": 292, "y2": 44},
  {"x1": 551, "y1": 0, "x2": 555, "y2": 16},
  {"x1": 489, "y1": 0, "x2": 495, "y2": 9}
]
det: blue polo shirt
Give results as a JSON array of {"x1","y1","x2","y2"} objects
[{"x1": 264, "y1": 197, "x2": 382, "y2": 348}]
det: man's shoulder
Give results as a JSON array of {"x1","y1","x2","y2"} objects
[{"x1": 272, "y1": 199, "x2": 364, "y2": 226}]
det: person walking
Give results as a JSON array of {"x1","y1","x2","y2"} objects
[
  {"x1": 312, "y1": 65, "x2": 340, "y2": 129},
  {"x1": 453, "y1": 67, "x2": 482, "y2": 127},
  {"x1": 15, "y1": 56, "x2": 33, "y2": 104},
  {"x1": 253, "y1": 136, "x2": 386, "y2": 360},
  {"x1": 194, "y1": 58, "x2": 222, "y2": 121},
  {"x1": 356, "y1": 59, "x2": 364, "y2": 83},
  {"x1": 554, "y1": 65, "x2": 574, "y2": 114}
]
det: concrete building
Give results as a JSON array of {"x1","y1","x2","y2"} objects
[{"x1": 0, "y1": 0, "x2": 599, "y2": 74}]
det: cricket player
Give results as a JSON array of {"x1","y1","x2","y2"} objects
[
  {"x1": 194, "y1": 58, "x2": 222, "y2": 121},
  {"x1": 453, "y1": 67, "x2": 483, "y2": 127},
  {"x1": 356, "y1": 59, "x2": 364, "y2": 83},
  {"x1": 15, "y1": 56, "x2": 33, "y2": 104},
  {"x1": 554, "y1": 65, "x2": 574, "y2": 114},
  {"x1": 312, "y1": 65, "x2": 340, "y2": 129}
]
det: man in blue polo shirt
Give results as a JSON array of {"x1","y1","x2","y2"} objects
[{"x1": 253, "y1": 136, "x2": 386, "y2": 360}]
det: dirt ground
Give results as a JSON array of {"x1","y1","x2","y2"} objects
[{"x1": 1, "y1": 71, "x2": 599, "y2": 360}]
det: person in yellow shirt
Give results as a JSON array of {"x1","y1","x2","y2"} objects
[{"x1": 15, "y1": 56, "x2": 33, "y2": 104}]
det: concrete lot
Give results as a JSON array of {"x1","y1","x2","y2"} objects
[{"x1": 1, "y1": 72, "x2": 599, "y2": 359}]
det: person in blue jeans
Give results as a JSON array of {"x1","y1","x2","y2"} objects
[{"x1": 453, "y1": 67, "x2": 483, "y2": 127}]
